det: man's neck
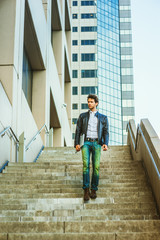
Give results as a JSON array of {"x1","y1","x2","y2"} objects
[{"x1": 89, "y1": 109, "x2": 97, "y2": 112}]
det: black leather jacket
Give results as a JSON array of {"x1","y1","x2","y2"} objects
[{"x1": 74, "y1": 111, "x2": 109, "y2": 147}]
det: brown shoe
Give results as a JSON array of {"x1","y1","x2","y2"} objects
[
  {"x1": 84, "y1": 188, "x2": 90, "y2": 201},
  {"x1": 90, "y1": 189, "x2": 97, "y2": 199}
]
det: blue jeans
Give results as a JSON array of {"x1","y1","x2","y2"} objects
[{"x1": 81, "y1": 141, "x2": 101, "y2": 191}]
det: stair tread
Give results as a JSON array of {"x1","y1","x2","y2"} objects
[
  {"x1": 5, "y1": 232, "x2": 160, "y2": 240},
  {"x1": 0, "y1": 220, "x2": 160, "y2": 233}
]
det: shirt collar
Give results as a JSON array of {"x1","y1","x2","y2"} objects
[{"x1": 89, "y1": 110, "x2": 98, "y2": 115}]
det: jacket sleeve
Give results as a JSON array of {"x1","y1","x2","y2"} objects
[
  {"x1": 103, "y1": 116, "x2": 109, "y2": 146},
  {"x1": 74, "y1": 115, "x2": 82, "y2": 148}
]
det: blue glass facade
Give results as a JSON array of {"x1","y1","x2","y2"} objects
[{"x1": 97, "y1": 0, "x2": 123, "y2": 145}]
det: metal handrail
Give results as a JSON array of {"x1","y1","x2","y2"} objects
[
  {"x1": 0, "y1": 127, "x2": 19, "y2": 144},
  {"x1": 135, "y1": 124, "x2": 140, "y2": 151},
  {"x1": 25, "y1": 124, "x2": 49, "y2": 151},
  {"x1": 126, "y1": 123, "x2": 135, "y2": 149},
  {"x1": 0, "y1": 126, "x2": 19, "y2": 162},
  {"x1": 0, "y1": 124, "x2": 49, "y2": 163},
  {"x1": 0, "y1": 161, "x2": 9, "y2": 173},
  {"x1": 127, "y1": 122, "x2": 160, "y2": 179},
  {"x1": 0, "y1": 127, "x2": 10, "y2": 137}
]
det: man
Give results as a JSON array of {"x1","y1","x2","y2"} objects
[{"x1": 74, "y1": 94, "x2": 109, "y2": 201}]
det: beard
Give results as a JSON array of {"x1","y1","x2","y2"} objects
[{"x1": 88, "y1": 105, "x2": 95, "y2": 110}]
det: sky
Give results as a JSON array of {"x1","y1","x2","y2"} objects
[{"x1": 131, "y1": 0, "x2": 160, "y2": 137}]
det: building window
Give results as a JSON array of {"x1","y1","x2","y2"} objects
[
  {"x1": 72, "y1": 133, "x2": 75, "y2": 139},
  {"x1": 72, "y1": 53, "x2": 78, "y2": 62},
  {"x1": 81, "y1": 70, "x2": 97, "y2": 78},
  {"x1": 73, "y1": 1, "x2": 78, "y2": 6},
  {"x1": 81, "y1": 53, "x2": 95, "y2": 61},
  {"x1": 81, "y1": 26, "x2": 97, "y2": 32},
  {"x1": 81, "y1": 40, "x2": 97, "y2": 45},
  {"x1": 81, "y1": 103, "x2": 88, "y2": 109},
  {"x1": 72, "y1": 14, "x2": 78, "y2": 19},
  {"x1": 72, "y1": 86, "x2": 78, "y2": 95},
  {"x1": 81, "y1": 13, "x2": 97, "y2": 19},
  {"x1": 81, "y1": 1, "x2": 96, "y2": 6},
  {"x1": 72, "y1": 70, "x2": 78, "y2": 78},
  {"x1": 72, "y1": 103, "x2": 78, "y2": 109},
  {"x1": 72, "y1": 40, "x2": 78, "y2": 45},
  {"x1": 72, "y1": 27, "x2": 78, "y2": 32},
  {"x1": 22, "y1": 49, "x2": 33, "y2": 110},
  {"x1": 72, "y1": 118, "x2": 78, "y2": 124},
  {"x1": 81, "y1": 86, "x2": 98, "y2": 95}
]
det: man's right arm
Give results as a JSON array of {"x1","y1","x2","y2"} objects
[{"x1": 74, "y1": 115, "x2": 82, "y2": 149}]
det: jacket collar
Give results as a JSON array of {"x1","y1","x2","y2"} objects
[
  {"x1": 87, "y1": 110, "x2": 99, "y2": 120},
  {"x1": 95, "y1": 111, "x2": 99, "y2": 118}
]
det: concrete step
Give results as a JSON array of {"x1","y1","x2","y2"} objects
[
  {"x1": 3, "y1": 168, "x2": 145, "y2": 175},
  {"x1": 0, "y1": 171, "x2": 147, "y2": 179},
  {"x1": 0, "y1": 171, "x2": 148, "y2": 180},
  {"x1": 0, "y1": 187, "x2": 154, "y2": 196},
  {"x1": 0, "y1": 214, "x2": 158, "y2": 222},
  {"x1": 7, "y1": 161, "x2": 143, "y2": 168},
  {"x1": 8, "y1": 159, "x2": 135, "y2": 167},
  {"x1": 0, "y1": 182, "x2": 153, "y2": 192},
  {"x1": 0, "y1": 173, "x2": 147, "y2": 180},
  {"x1": 0, "y1": 193, "x2": 153, "y2": 200},
  {"x1": 4, "y1": 232, "x2": 160, "y2": 240},
  {"x1": 0, "y1": 208, "x2": 158, "y2": 220},
  {"x1": 38, "y1": 156, "x2": 133, "y2": 162},
  {"x1": 0, "y1": 201, "x2": 156, "y2": 212},
  {"x1": 0, "y1": 220, "x2": 160, "y2": 234},
  {"x1": 0, "y1": 181, "x2": 151, "y2": 189},
  {"x1": 39, "y1": 152, "x2": 132, "y2": 157},
  {"x1": 0, "y1": 233, "x2": 160, "y2": 240},
  {"x1": 0, "y1": 192, "x2": 154, "y2": 205},
  {"x1": 64, "y1": 220, "x2": 160, "y2": 233},
  {"x1": 0, "y1": 179, "x2": 153, "y2": 191},
  {"x1": 44, "y1": 146, "x2": 130, "y2": 150}
]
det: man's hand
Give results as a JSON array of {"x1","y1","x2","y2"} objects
[
  {"x1": 76, "y1": 145, "x2": 81, "y2": 152},
  {"x1": 102, "y1": 144, "x2": 108, "y2": 151}
]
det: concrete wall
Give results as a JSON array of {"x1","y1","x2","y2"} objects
[
  {"x1": 0, "y1": 83, "x2": 12, "y2": 168},
  {"x1": 127, "y1": 119, "x2": 160, "y2": 213},
  {"x1": 0, "y1": 0, "x2": 72, "y2": 164}
]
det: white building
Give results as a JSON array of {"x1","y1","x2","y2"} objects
[{"x1": 0, "y1": 0, "x2": 72, "y2": 167}]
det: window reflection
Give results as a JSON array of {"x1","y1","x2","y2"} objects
[
  {"x1": 22, "y1": 49, "x2": 33, "y2": 110},
  {"x1": 97, "y1": 0, "x2": 122, "y2": 144}
]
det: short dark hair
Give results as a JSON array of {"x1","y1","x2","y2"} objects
[{"x1": 87, "y1": 94, "x2": 99, "y2": 103}]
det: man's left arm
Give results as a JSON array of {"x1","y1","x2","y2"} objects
[{"x1": 102, "y1": 116, "x2": 109, "y2": 151}]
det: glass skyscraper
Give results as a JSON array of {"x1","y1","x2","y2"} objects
[
  {"x1": 97, "y1": 0, "x2": 122, "y2": 145},
  {"x1": 72, "y1": 0, "x2": 135, "y2": 145}
]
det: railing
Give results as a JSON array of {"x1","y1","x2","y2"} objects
[
  {"x1": 19, "y1": 124, "x2": 53, "y2": 162},
  {"x1": 127, "y1": 122, "x2": 160, "y2": 177},
  {"x1": 126, "y1": 123, "x2": 135, "y2": 149},
  {"x1": 127, "y1": 119, "x2": 160, "y2": 212},
  {"x1": 1, "y1": 124, "x2": 53, "y2": 164},
  {"x1": 25, "y1": 124, "x2": 49, "y2": 151},
  {"x1": 0, "y1": 126, "x2": 19, "y2": 163},
  {"x1": 0, "y1": 161, "x2": 9, "y2": 173}
]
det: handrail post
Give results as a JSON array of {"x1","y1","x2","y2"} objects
[
  {"x1": 16, "y1": 143, "x2": 18, "y2": 163},
  {"x1": 46, "y1": 131, "x2": 49, "y2": 147},
  {"x1": 19, "y1": 132, "x2": 25, "y2": 162},
  {"x1": 49, "y1": 128, "x2": 53, "y2": 147},
  {"x1": 135, "y1": 124, "x2": 139, "y2": 152}
]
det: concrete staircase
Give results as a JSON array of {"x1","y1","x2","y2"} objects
[{"x1": 0, "y1": 146, "x2": 160, "y2": 239}]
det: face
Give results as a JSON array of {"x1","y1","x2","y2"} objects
[{"x1": 88, "y1": 98, "x2": 98, "y2": 110}]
